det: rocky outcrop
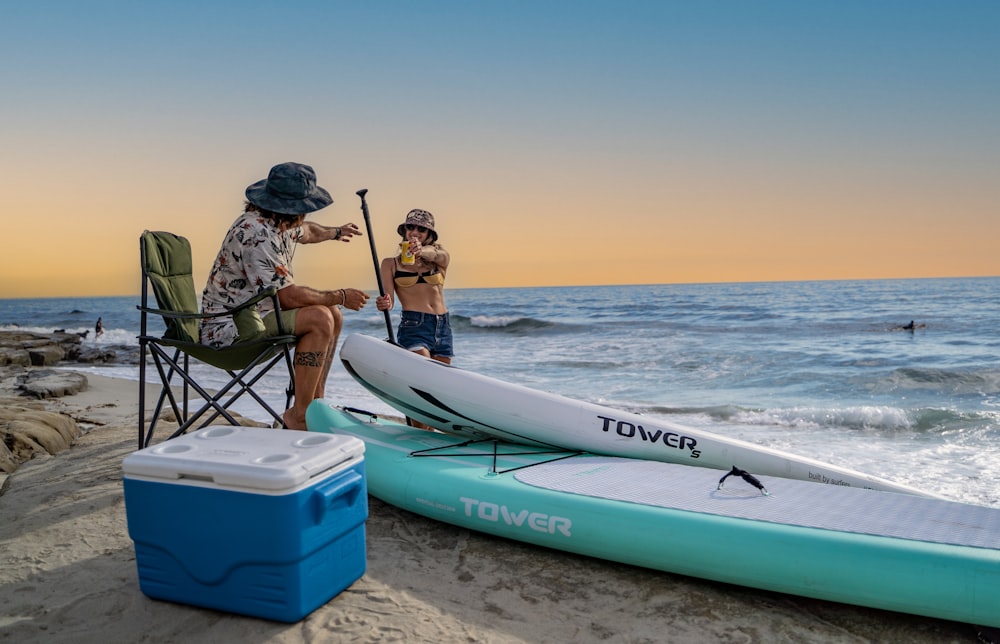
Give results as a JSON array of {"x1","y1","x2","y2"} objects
[
  {"x1": 0, "y1": 397, "x2": 82, "y2": 474},
  {"x1": 16, "y1": 369, "x2": 89, "y2": 398},
  {"x1": 0, "y1": 330, "x2": 120, "y2": 366},
  {"x1": 0, "y1": 332, "x2": 94, "y2": 480},
  {"x1": 0, "y1": 330, "x2": 260, "y2": 487}
]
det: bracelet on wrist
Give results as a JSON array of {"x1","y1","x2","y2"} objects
[
  {"x1": 333, "y1": 227, "x2": 342, "y2": 240},
  {"x1": 339, "y1": 289, "x2": 346, "y2": 306}
]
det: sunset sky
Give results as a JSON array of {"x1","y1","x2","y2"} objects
[{"x1": 2, "y1": 1, "x2": 998, "y2": 299}]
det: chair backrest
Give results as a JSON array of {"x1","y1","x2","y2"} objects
[{"x1": 141, "y1": 231, "x2": 201, "y2": 343}]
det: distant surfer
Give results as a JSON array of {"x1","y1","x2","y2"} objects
[
  {"x1": 95, "y1": 317, "x2": 104, "y2": 337},
  {"x1": 893, "y1": 320, "x2": 925, "y2": 332}
]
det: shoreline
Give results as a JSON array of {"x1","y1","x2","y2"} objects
[{"x1": 0, "y1": 366, "x2": 984, "y2": 642}]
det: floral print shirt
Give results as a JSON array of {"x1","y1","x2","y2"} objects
[{"x1": 200, "y1": 212, "x2": 302, "y2": 347}]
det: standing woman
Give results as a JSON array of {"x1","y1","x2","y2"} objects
[{"x1": 375, "y1": 209, "x2": 453, "y2": 364}]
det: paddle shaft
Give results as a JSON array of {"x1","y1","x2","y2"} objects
[{"x1": 356, "y1": 189, "x2": 396, "y2": 344}]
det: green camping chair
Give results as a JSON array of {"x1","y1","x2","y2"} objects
[{"x1": 137, "y1": 230, "x2": 296, "y2": 449}]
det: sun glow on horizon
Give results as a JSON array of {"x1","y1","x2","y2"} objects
[{"x1": 2, "y1": 2, "x2": 999, "y2": 299}]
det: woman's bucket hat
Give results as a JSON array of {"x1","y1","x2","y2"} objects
[{"x1": 397, "y1": 209, "x2": 438, "y2": 243}]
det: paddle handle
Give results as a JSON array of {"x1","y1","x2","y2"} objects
[{"x1": 356, "y1": 189, "x2": 396, "y2": 344}]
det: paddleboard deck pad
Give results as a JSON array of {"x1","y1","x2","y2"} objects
[
  {"x1": 339, "y1": 333, "x2": 938, "y2": 497},
  {"x1": 306, "y1": 400, "x2": 1000, "y2": 628}
]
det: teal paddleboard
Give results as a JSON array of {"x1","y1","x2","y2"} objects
[{"x1": 307, "y1": 400, "x2": 1000, "y2": 628}]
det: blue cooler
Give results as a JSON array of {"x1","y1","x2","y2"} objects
[{"x1": 122, "y1": 426, "x2": 367, "y2": 622}]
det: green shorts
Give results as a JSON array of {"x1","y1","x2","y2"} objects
[
  {"x1": 235, "y1": 308, "x2": 298, "y2": 343},
  {"x1": 263, "y1": 309, "x2": 298, "y2": 337}
]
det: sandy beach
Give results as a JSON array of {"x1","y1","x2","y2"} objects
[{"x1": 0, "y1": 368, "x2": 986, "y2": 643}]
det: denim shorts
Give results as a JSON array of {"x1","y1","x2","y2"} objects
[{"x1": 397, "y1": 311, "x2": 454, "y2": 358}]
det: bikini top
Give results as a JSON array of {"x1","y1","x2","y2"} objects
[{"x1": 394, "y1": 267, "x2": 445, "y2": 288}]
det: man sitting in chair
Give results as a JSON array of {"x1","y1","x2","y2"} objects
[{"x1": 200, "y1": 162, "x2": 370, "y2": 430}]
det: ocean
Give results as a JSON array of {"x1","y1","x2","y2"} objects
[{"x1": 3, "y1": 276, "x2": 998, "y2": 507}]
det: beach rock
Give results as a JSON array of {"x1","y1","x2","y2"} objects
[
  {"x1": 0, "y1": 437, "x2": 16, "y2": 475},
  {"x1": 75, "y1": 346, "x2": 119, "y2": 363},
  {"x1": 16, "y1": 369, "x2": 88, "y2": 399},
  {"x1": 0, "y1": 401, "x2": 81, "y2": 471},
  {"x1": 0, "y1": 365, "x2": 87, "y2": 480},
  {"x1": 0, "y1": 330, "x2": 85, "y2": 366},
  {"x1": 0, "y1": 348, "x2": 30, "y2": 366},
  {"x1": 28, "y1": 343, "x2": 66, "y2": 365}
]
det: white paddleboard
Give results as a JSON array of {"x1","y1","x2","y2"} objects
[{"x1": 339, "y1": 333, "x2": 941, "y2": 498}]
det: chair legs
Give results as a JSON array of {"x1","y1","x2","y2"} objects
[{"x1": 138, "y1": 341, "x2": 294, "y2": 449}]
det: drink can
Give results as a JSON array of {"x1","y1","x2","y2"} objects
[{"x1": 401, "y1": 241, "x2": 415, "y2": 265}]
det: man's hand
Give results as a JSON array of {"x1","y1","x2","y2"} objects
[
  {"x1": 278, "y1": 284, "x2": 368, "y2": 311},
  {"x1": 299, "y1": 221, "x2": 363, "y2": 244},
  {"x1": 332, "y1": 222, "x2": 362, "y2": 242},
  {"x1": 341, "y1": 288, "x2": 370, "y2": 311}
]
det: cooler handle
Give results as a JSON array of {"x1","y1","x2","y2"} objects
[{"x1": 312, "y1": 470, "x2": 364, "y2": 523}]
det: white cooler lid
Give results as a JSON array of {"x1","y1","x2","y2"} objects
[{"x1": 123, "y1": 426, "x2": 365, "y2": 492}]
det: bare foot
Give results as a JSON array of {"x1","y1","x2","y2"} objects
[
  {"x1": 282, "y1": 408, "x2": 308, "y2": 430},
  {"x1": 406, "y1": 417, "x2": 437, "y2": 432}
]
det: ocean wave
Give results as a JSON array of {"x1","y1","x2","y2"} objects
[
  {"x1": 633, "y1": 402, "x2": 997, "y2": 434},
  {"x1": 3, "y1": 323, "x2": 89, "y2": 334},
  {"x1": 457, "y1": 314, "x2": 567, "y2": 334},
  {"x1": 883, "y1": 367, "x2": 1000, "y2": 395},
  {"x1": 543, "y1": 359, "x2": 629, "y2": 370},
  {"x1": 1, "y1": 323, "x2": 138, "y2": 345}
]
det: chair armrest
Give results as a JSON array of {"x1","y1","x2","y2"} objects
[
  {"x1": 227, "y1": 286, "x2": 281, "y2": 314},
  {"x1": 137, "y1": 305, "x2": 220, "y2": 321},
  {"x1": 136, "y1": 287, "x2": 285, "y2": 322}
]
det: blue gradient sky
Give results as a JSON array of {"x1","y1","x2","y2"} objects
[{"x1": 2, "y1": 1, "x2": 998, "y2": 297}]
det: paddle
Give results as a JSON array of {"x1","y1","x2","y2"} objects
[{"x1": 356, "y1": 189, "x2": 396, "y2": 344}]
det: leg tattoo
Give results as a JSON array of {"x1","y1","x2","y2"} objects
[{"x1": 294, "y1": 351, "x2": 325, "y2": 367}]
